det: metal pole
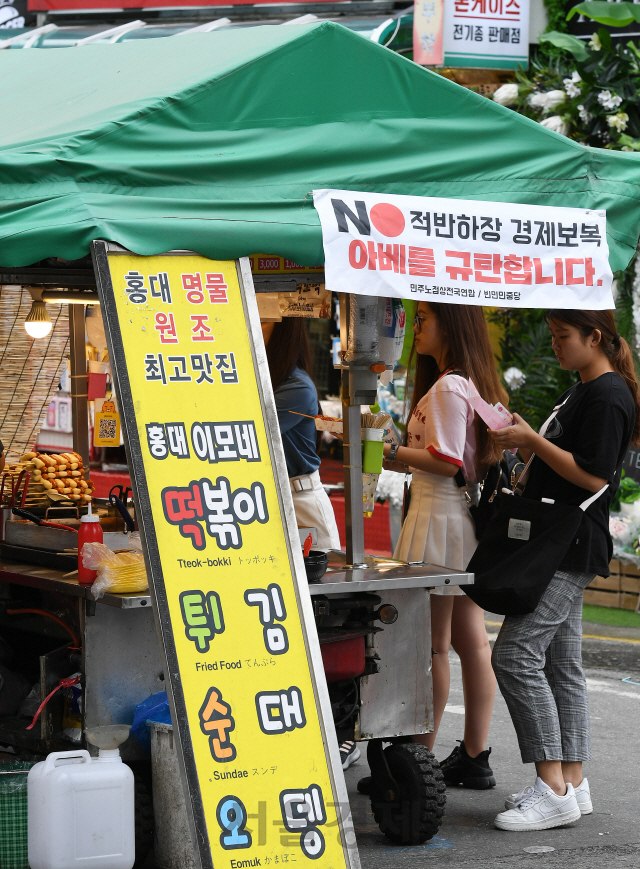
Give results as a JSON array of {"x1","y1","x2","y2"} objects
[
  {"x1": 339, "y1": 293, "x2": 365, "y2": 566},
  {"x1": 69, "y1": 305, "x2": 89, "y2": 466},
  {"x1": 342, "y1": 378, "x2": 365, "y2": 567}
]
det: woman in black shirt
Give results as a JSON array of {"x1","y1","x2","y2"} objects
[{"x1": 488, "y1": 309, "x2": 640, "y2": 833}]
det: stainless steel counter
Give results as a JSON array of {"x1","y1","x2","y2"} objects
[
  {"x1": 0, "y1": 558, "x2": 152, "y2": 609},
  {"x1": 309, "y1": 557, "x2": 474, "y2": 595},
  {"x1": 0, "y1": 556, "x2": 472, "y2": 602}
]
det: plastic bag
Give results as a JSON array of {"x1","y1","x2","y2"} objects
[
  {"x1": 131, "y1": 691, "x2": 172, "y2": 754},
  {"x1": 378, "y1": 298, "x2": 406, "y2": 385},
  {"x1": 81, "y1": 541, "x2": 148, "y2": 599},
  {"x1": 345, "y1": 295, "x2": 379, "y2": 363},
  {"x1": 18, "y1": 683, "x2": 40, "y2": 720},
  {"x1": 62, "y1": 674, "x2": 83, "y2": 743}
]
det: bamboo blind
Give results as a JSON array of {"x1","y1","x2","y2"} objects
[{"x1": 0, "y1": 287, "x2": 69, "y2": 457}]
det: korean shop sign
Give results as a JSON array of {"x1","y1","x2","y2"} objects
[
  {"x1": 413, "y1": 0, "x2": 445, "y2": 66},
  {"x1": 93, "y1": 244, "x2": 358, "y2": 869},
  {"x1": 443, "y1": 0, "x2": 529, "y2": 70},
  {"x1": 313, "y1": 189, "x2": 614, "y2": 310}
]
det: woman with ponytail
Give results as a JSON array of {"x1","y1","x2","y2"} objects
[{"x1": 489, "y1": 309, "x2": 639, "y2": 833}]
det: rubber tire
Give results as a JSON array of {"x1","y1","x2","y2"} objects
[
  {"x1": 134, "y1": 773, "x2": 155, "y2": 867},
  {"x1": 371, "y1": 743, "x2": 446, "y2": 845}
]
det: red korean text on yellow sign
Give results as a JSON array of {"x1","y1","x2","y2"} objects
[{"x1": 107, "y1": 253, "x2": 349, "y2": 869}]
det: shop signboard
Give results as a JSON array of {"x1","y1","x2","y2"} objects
[
  {"x1": 314, "y1": 188, "x2": 614, "y2": 309},
  {"x1": 413, "y1": 0, "x2": 445, "y2": 65},
  {"x1": 29, "y1": 0, "x2": 352, "y2": 9},
  {"x1": 93, "y1": 242, "x2": 358, "y2": 869},
  {"x1": 442, "y1": 0, "x2": 529, "y2": 69}
]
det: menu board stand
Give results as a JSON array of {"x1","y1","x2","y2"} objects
[{"x1": 93, "y1": 242, "x2": 359, "y2": 869}]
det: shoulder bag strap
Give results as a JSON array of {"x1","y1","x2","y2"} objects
[
  {"x1": 454, "y1": 468, "x2": 466, "y2": 488},
  {"x1": 513, "y1": 396, "x2": 572, "y2": 495},
  {"x1": 579, "y1": 483, "x2": 609, "y2": 511}
]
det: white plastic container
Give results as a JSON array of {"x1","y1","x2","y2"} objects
[{"x1": 28, "y1": 748, "x2": 135, "y2": 869}]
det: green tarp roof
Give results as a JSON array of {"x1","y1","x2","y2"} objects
[{"x1": 2, "y1": 20, "x2": 640, "y2": 271}]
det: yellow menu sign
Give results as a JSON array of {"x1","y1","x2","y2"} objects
[{"x1": 93, "y1": 244, "x2": 357, "y2": 869}]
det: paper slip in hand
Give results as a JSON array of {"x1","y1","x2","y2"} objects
[
  {"x1": 465, "y1": 382, "x2": 516, "y2": 454},
  {"x1": 494, "y1": 401, "x2": 514, "y2": 427},
  {"x1": 469, "y1": 394, "x2": 513, "y2": 430}
]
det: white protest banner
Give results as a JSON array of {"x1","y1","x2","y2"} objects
[
  {"x1": 443, "y1": 0, "x2": 529, "y2": 70},
  {"x1": 312, "y1": 189, "x2": 614, "y2": 310}
]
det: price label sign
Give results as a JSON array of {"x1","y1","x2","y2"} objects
[{"x1": 93, "y1": 243, "x2": 358, "y2": 869}]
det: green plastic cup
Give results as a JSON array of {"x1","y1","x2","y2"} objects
[{"x1": 362, "y1": 428, "x2": 384, "y2": 474}]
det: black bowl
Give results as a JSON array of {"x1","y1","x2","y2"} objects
[{"x1": 304, "y1": 550, "x2": 328, "y2": 583}]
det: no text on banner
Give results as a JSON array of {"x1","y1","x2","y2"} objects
[{"x1": 92, "y1": 243, "x2": 358, "y2": 869}]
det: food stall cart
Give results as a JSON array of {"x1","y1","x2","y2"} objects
[{"x1": 0, "y1": 20, "x2": 639, "y2": 867}]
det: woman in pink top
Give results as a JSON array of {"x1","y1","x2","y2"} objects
[{"x1": 382, "y1": 301, "x2": 507, "y2": 789}]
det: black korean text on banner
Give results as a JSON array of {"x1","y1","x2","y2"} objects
[{"x1": 313, "y1": 189, "x2": 614, "y2": 309}]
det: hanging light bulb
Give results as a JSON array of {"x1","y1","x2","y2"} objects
[{"x1": 24, "y1": 299, "x2": 52, "y2": 339}]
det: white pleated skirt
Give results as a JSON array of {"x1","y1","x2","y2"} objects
[{"x1": 393, "y1": 472, "x2": 478, "y2": 596}]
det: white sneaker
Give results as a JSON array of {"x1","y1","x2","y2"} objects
[
  {"x1": 339, "y1": 740, "x2": 361, "y2": 770},
  {"x1": 494, "y1": 777, "x2": 581, "y2": 831},
  {"x1": 505, "y1": 777, "x2": 593, "y2": 815}
]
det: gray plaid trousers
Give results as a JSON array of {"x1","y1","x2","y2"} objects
[{"x1": 492, "y1": 569, "x2": 595, "y2": 764}]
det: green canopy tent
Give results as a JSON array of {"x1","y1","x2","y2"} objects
[{"x1": 1, "y1": 20, "x2": 640, "y2": 271}]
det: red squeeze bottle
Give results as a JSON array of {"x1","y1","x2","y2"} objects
[{"x1": 78, "y1": 504, "x2": 103, "y2": 586}]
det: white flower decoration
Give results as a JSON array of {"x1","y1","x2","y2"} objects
[
  {"x1": 493, "y1": 83, "x2": 519, "y2": 106},
  {"x1": 563, "y1": 71, "x2": 582, "y2": 98},
  {"x1": 503, "y1": 367, "x2": 526, "y2": 390},
  {"x1": 540, "y1": 115, "x2": 570, "y2": 136},
  {"x1": 607, "y1": 112, "x2": 629, "y2": 132},
  {"x1": 598, "y1": 90, "x2": 623, "y2": 110},
  {"x1": 577, "y1": 104, "x2": 593, "y2": 123},
  {"x1": 529, "y1": 90, "x2": 566, "y2": 112},
  {"x1": 589, "y1": 32, "x2": 602, "y2": 51}
]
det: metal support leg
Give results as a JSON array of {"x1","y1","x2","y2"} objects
[
  {"x1": 343, "y1": 386, "x2": 365, "y2": 567},
  {"x1": 69, "y1": 305, "x2": 89, "y2": 467}
]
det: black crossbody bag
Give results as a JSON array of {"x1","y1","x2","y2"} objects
[
  {"x1": 463, "y1": 398, "x2": 608, "y2": 616},
  {"x1": 401, "y1": 370, "x2": 519, "y2": 531},
  {"x1": 454, "y1": 452, "x2": 522, "y2": 542}
]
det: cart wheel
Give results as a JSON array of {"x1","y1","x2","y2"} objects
[
  {"x1": 134, "y1": 773, "x2": 155, "y2": 866},
  {"x1": 371, "y1": 743, "x2": 446, "y2": 845}
]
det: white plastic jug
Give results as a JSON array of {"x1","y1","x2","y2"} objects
[{"x1": 28, "y1": 749, "x2": 135, "y2": 869}]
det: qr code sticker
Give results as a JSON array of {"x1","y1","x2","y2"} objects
[{"x1": 99, "y1": 418, "x2": 118, "y2": 441}]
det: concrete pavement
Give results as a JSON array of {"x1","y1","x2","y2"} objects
[{"x1": 346, "y1": 625, "x2": 640, "y2": 869}]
